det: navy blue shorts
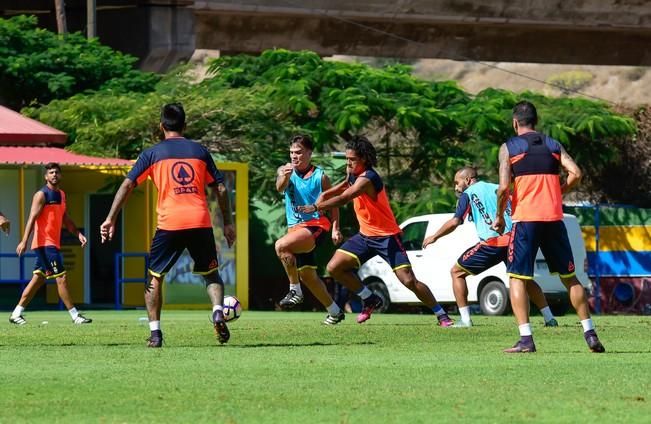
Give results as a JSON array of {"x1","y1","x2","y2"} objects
[
  {"x1": 33, "y1": 246, "x2": 66, "y2": 279},
  {"x1": 295, "y1": 226, "x2": 327, "y2": 271},
  {"x1": 149, "y1": 228, "x2": 219, "y2": 277},
  {"x1": 506, "y1": 221, "x2": 576, "y2": 279},
  {"x1": 456, "y1": 243, "x2": 506, "y2": 275},
  {"x1": 338, "y1": 233, "x2": 410, "y2": 270}
]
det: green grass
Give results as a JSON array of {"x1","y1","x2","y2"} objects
[{"x1": 1, "y1": 311, "x2": 650, "y2": 423}]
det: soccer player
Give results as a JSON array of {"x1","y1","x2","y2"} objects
[
  {"x1": 422, "y1": 166, "x2": 558, "y2": 328},
  {"x1": 298, "y1": 136, "x2": 453, "y2": 326},
  {"x1": 493, "y1": 100, "x2": 605, "y2": 353},
  {"x1": 100, "y1": 103, "x2": 236, "y2": 348},
  {"x1": 0, "y1": 211, "x2": 9, "y2": 234},
  {"x1": 275, "y1": 135, "x2": 346, "y2": 324},
  {"x1": 9, "y1": 163, "x2": 92, "y2": 325}
]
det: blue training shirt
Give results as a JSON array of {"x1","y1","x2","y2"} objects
[
  {"x1": 284, "y1": 166, "x2": 324, "y2": 227},
  {"x1": 454, "y1": 181, "x2": 512, "y2": 241}
]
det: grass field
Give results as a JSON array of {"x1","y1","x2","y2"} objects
[{"x1": 1, "y1": 310, "x2": 650, "y2": 423}]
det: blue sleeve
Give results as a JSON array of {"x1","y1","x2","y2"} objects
[
  {"x1": 126, "y1": 150, "x2": 153, "y2": 186},
  {"x1": 204, "y1": 149, "x2": 224, "y2": 187},
  {"x1": 454, "y1": 193, "x2": 471, "y2": 221}
]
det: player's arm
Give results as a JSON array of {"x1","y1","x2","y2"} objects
[
  {"x1": 213, "y1": 181, "x2": 236, "y2": 248},
  {"x1": 318, "y1": 176, "x2": 349, "y2": 201},
  {"x1": 63, "y1": 212, "x2": 87, "y2": 248},
  {"x1": 16, "y1": 192, "x2": 45, "y2": 256},
  {"x1": 276, "y1": 163, "x2": 293, "y2": 193},
  {"x1": 493, "y1": 144, "x2": 512, "y2": 234},
  {"x1": 559, "y1": 144, "x2": 582, "y2": 194},
  {"x1": 100, "y1": 178, "x2": 136, "y2": 242},
  {"x1": 301, "y1": 175, "x2": 371, "y2": 213},
  {"x1": 0, "y1": 211, "x2": 10, "y2": 235},
  {"x1": 422, "y1": 217, "x2": 462, "y2": 249},
  {"x1": 322, "y1": 173, "x2": 343, "y2": 245}
]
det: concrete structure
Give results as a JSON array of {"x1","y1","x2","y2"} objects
[
  {"x1": 3, "y1": 0, "x2": 650, "y2": 68},
  {"x1": 194, "y1": 0, "x2": 651, "y2": 65}
]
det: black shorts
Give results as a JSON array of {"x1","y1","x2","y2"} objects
[
  {"x1": 456, "y1": 243, "x2": 506, "y2": 275},
  {"x1": 506, "y1": 221, "x2": 576, "y2": 279},
  {"x1": 149, "y1": 228, "x2": 219, "y2": 277},
  {"x1": 33, "y1": 246, "x2": 66, "y2": 279},
  {"x1": 296, "y1": 226, "x2": 328, "y2": 271},
  {"x1": 338, "y1": 232, "x2": 410, "y2": 270}
]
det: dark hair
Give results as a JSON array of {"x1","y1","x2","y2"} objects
[
  {"x1": 160, "y1": 103, "x2": 186, "y2": 132},
  {"x1": 456, "y1": 166, "x2": 477, "y2": 180},
  {"x1": 44, "y1": 162, "x2": 61, "y2": 172},
  {"x1": 345, "y1": 136, "x2": 377, "y2": 167},
  {"x1": 290, "y1": 134, "x2": 314, "y2": 151},
  {"x1": 512, "y1": 101, "x2": 538, "y2": 127}
]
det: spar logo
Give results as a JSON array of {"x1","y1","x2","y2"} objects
[{"x1": 172, "y1": 161, "x2": 198, "y2": 194}]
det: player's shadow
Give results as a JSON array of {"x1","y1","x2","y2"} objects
[{"x1": 229, "y1": 341, "x2": 376, "y2": 349}]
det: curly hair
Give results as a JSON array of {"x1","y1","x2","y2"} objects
[{"x1": 345, "y1": 136, "x2": 377, "y2": 167}]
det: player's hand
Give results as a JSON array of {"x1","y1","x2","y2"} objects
[
  {"x1": 78, "y1": 232, "x2": 87, "y2": 248},
  {"x1": 224, "y1": 223, "x2": 236, "y2": 248},
  {"x1": 0, "y1": 215, "x2": 10, "y2": 235},
  {"x1": 422, "y1": 235, "x2": 437, "y2": 249},
  {"x1": 332, "y1": 229, "x2": 343, "y2": 245},
  {"x1": 100, "y1": 219, "x2": 115, "y2": 243},
  {"x1": 491, "y1": 216, "x2": 505, "y2": 234},
  {"x1": 16, "y1": 240, "x2": 26, "y2": 257},
  {"x1": 278, "y1": 163, "x2": 293, "y2": 177},
  {"x1": 296, "y1": 204, "x2": 317, "y2": 214}
]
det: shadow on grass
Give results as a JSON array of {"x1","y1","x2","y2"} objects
[{"x1": 229, "y1": 341, "x2": 376, "y2": 349}]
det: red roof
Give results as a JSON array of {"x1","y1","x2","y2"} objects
[
  {"x1": 0, "y1": 146, "x2": 133, "y2": 167},
  {"x1": 0, "y1": 105, "x2": 67, "y2": 146}
]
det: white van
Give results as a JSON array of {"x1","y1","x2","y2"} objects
[{"x1": 357, "y1": 213, "x2": 591, "y2": 315}]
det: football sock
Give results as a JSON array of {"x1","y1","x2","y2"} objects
[
  {"x1": 459, "y1": 306, "x2": 471, "y2": 322},
  {"x1": 290, "y1": 283, "x2": 303, "y2": 296},
  {"x1": 68, "y1": 307, "x2": 79, "y2": 320},
  {"x1": 212, "y1": 305, "x2": 223, "y2": 313},
  {"x1": 11, "y1": 305, "x2": 25, "y2": 318},
  {"x1": 581, "y1": 318, "x2": 595, "y2": 332},
  {"x1": 149, "y1": 320, "x2": 161, "y2": 331},
  {"x1": 432, "y1": 304, "x2": 446, "y2": 317},
  {"x1": 357, "y1": 287, "x2": 372, "y2": 300},
  {"x1": 518, "y1": 323, "x2": 533, "y2": 337},
  {"x1": 327, "y1": 303, "x2": 341, "y2": 316},
  {"x1": 212, "y1": 306, "x2": 224, "y2": 322},
  {"x1": 540, "y1": 306, "x2": 554, "y2": 322}
]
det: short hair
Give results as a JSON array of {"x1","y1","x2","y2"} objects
[
  {"x1": 44, "y1": 162, "x2": 61, "y2": 173},
  {"x1": 512, "y1": 101, "x2": 538, "y2": 127},
  {"x1": 346, "y1": 136, "x2": 377, "y2": 168},
  {"x1": 160, "y1": 103, "x2": 186, "y2": 132},
  {"x1": 456, "y1": 166, "x2": 477, "y2": 180},
  {"x1": 290, "y1": 134, "x2": 314, "y2": 151}
]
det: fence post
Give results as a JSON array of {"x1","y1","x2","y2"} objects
[
  {"x1": 593, "y1": 204, "x2": 601, "y2": 314},
  {"x1": 114, "y1": 252, "x2": 122, "y2": 310}
]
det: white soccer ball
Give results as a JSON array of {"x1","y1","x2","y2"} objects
[{"x1": 223, "y1": 295, "x2": 242, "y2": 322}]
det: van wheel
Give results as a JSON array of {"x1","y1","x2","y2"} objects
[
  {"x1": 480, "y1": 281, "x2": 510, "y2": 316},
  {"x1": 366, "y1": 280, "x2": 390, "y2": 313}
]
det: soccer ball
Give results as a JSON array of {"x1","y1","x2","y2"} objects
[{"x1": 223, "y1": 295, "x2": 242, "y2": 322}]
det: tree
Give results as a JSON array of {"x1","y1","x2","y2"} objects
[
  {"x1": 25, "y1": 49, "x2": 637, "y2": 216},
  {"x1": 0, "y1": 15, "x2": 159, "y2": 109}
]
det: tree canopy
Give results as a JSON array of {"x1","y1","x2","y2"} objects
[
  {"x1": 24, "y1": 49, "x2": 638, "y2": 216},
  {"x1": 0, "y1": 15, "x2": 159, "y2": 109}
]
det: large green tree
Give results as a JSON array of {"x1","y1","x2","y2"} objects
[
  {"x1": 0, "y1": 15, "x2": 158, "y2": 109},
  {"x1": 25, "y1": 49, "x2": 637, "y2": 216}
]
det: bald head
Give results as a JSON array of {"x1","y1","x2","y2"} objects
[{"x1": 454, "y1": 166, "x2": 478, "y2": 194}]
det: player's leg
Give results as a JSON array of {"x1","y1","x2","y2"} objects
[
  {"x1": 526, "y1": 280, "x2": 558, "y2": 326},
  {"x1": 504, "y1": 222, "x2": 538, "y2": 353},
  {"x1": 541, "y1": 221, "x2": 604, "y2": 352},
  {"x1": 451, "y1": 242, "x2": 488, "y2": 326},
  {"x1": 275, "y1": 228, "x2": 316, "y2": 308},
  {"x1": 326, "y1": 234, "x2": 378, "y2": 323},
  {"x1": 299, "y1": 267, "x2": 344, "y2": 324},
  {"x1": 394, "y1": 266, "x2": 454, "y2": 327},
  {"x1": 144, "y1": 229, "x2": 182, "y2": 348},
  {"x1": 10, "y1": 273, "x2": 46, "y2": 325},
  {"x1": 187, "y1": 228, "x2": 230, "y2": 344}
]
